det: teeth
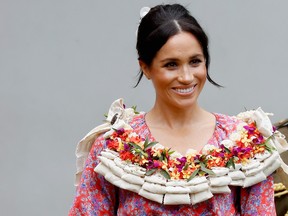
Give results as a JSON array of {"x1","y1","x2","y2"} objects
[{"x1": 175, "y1": 87, "x2": 194, "y2": 93}]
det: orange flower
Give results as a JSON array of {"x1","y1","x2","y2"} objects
[
  {"x1": 207, "y1": 157, "x2": 225, "y2": 168},
  {"x1": 120, "y1": 151, "x2": 135, "y2": 161},
  {"x1": 129, "y1": 135, "x2": 142, "y2": 144}
]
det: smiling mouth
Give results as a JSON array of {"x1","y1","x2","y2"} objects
[{"x1": 173, "y1": 85, "x2": 197, "y2": 94}]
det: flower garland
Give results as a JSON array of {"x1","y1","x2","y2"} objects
[
  {"x1": 87, "y1": 99, "x2": 288, "y2": 205},
  {"x1": 104, "y1": 119, "x2": 275, "y2": 181}
]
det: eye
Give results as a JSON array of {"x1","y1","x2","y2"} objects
[
  {"x1": 190, "y1": 58, "x2": 202, "y2": 66},
  {"x1": 164, "y1": 62, "x2": 178, "y2": 69}
]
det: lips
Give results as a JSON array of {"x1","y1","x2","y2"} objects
[{"x1": 173, "y1": 84, "x2": 197, "y2": 94}]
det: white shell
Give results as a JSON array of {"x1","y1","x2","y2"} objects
[
  {"x1": 254, "y1": 150, "x2": 271, "y2": 162},
  {"x1": 263, "y1": 159, "x2": 281, "y2": 177},
  {"x1": 209, "y1": 176, "x2": 232, "y2": 187},
  {"x1": 243, "y1": 171, "x2": 266, "y2": 188},
  {"x1": 210, "y1": 185, "x2": 231, "y2": 194},
  {"x1": 273, "y1": 131, "x2": 288, "y2": 154},
  {"x1": 186, "y1": 176, "x2": 208, "y2": 186},
  {"x1": 121, "y1": 173, "x2": 145, "y2": 185},
  {"x1": 249, "y1": 108, "x2": 273, "y2": 137},
  {"x1": 124, "y1": 164, "x2": 146, "y2": 176},
  {"x1": 144, "y1": 173, "x2": 167, "y2": 185},
  {"x1": 114, "y1": 157, "x2": 127, "y2": 169},
  {"x1": 165, "y1": 186, "x2": 190, "y2": 194},
  {"x1": 228, "y1": 170, "x2": 246, "y2": 180},
  {"x1": 98, "y1": 156, "x2": 115, "y2": 168},
  {"x1": 101, "y1": 151, "x2": 118, "y2": 160},
  {"x1": 166, "y1": 180, "x2": 188, "y2": 187},
  {"x1": 142, "y1": 182, "x2": 166, "y2": 194},
  {"x1": 109, "y1": 163, "x2": 126, "y2": 178},
  {"x1": 138, "y1": 189, "x2": 163, "y2": 204},
  {"x1": 188, "y1": 182, "x2": 209, "y2": 193},
  {"x1": 94, "y1": 162, "x2": 110, "y2": 176},
  {"x1": 241, "y1": 160, "x2": 260, "y2": 170},
  {"x1": 190, "y1": 189, "x2": 213, "y2": 205},
  {"x1": 210, "y1": 167, "x2": 230, "y2": 177},
  {"x1": 164, "y1": 193, "x2": 191, "y2": 205},
  {"x1": 230, "y1": 179, "x2": 244, "y2": 186},
  {"x1": 244, "y1": 164, "x2": 264, "y2": 177}
]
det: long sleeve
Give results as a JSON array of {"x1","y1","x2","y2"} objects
[
  {"x1": 69, "y1": 136, "x2": 118, "y2": 216},
  {"x1": 240, "y1": 175, "x2": 276, "y2": 215}
]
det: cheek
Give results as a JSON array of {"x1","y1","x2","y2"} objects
[
  {"x1": 151, "y1": 71, "x2": 174, "y2": 86},
  {"x1": 201, "y1": 72, "x2": 207, "y2": 82},
  {"x1": 199, "y1": 66, "x2": 207, "y2": 80},
  {"x1": 195, "y1": 67, "x2": 207, "y2": 81},
  {"x1": 194, "y1": 68, "x2": 207, "y2": 91}
]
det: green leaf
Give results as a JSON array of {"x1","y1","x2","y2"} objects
[
  {"x1": 132, "y1": 105, "x2": 140, "y2": 114},
  {"x1": 163, "y1": 157, "x2": 168, "y2": 163},
  {"x1": 265, "y1": 146, "x2": 273, "y2": 153},
  {"x1": 264, "y1": 138, "x2": 275, "y2": 152},
  {"x1": 160, "y1": 169, "x2": 171, "y2": 179},
  {"x1": 183, "y1": 163, "x2": 189, "y2": 171},
  {"x1": 224, "y1": 146, "x2": 231, "y2": 153},
  {"x1": 146, "y1": 169, "x2": 157, "y2": 176},
  {"x1": 163, "y1": 149, "x2": 167, "y2": 155},
  {"x1": 128, "y1": 142, "x2": 142, "y2": 150},
  {"x1": 226, "y1": 158, "x2": 235, "y2": 169},
  {"x1": 143, "y1": 138, "x2": 149, "y2": 149},
  {"x1": 144, "y1": 141, "x2": 158, "y2": 150},
  {"x1": 187, "y1": 169, "x2": 199, "y2": 182},
  {"x1": 104, "y1": 113, "x2": 108, "y2": 118},
  {"x1": 134, "y1": 149, "x2": 145, "y2": 156},
  {"x1": 198, "y1": 170, "x2": 205, "y2": 176},
  {"x1": 200, "y1": 162, "x2": 214, "y2": 175}
]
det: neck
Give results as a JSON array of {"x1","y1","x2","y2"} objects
[{"x1": 146, "y1": 100, "x2": 207, "y2": 130}]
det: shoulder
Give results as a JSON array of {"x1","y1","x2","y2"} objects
[
  {"x1": 214, "y1": 113, "x2": 242, "y2": 130},
  {"x1": 128, "y1": 113, "x2": 151, "y2": 139},
  {"x1": 212, "y1": 113, "x2": 243, "y2": 140},
  {"x1": 129, "y1": 113, "x2": 146, "y2": 128}
]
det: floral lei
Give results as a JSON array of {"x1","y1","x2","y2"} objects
[
  {"x1": 104, "y1": 116, "x2": 276, "y2": 182},
  {"x1": 74, "y1": 98, "x2": 287, "y2": 205}
]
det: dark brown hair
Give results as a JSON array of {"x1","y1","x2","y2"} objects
[{"x1": 135, "y1": 4, "x2": 221, "y2": 87}]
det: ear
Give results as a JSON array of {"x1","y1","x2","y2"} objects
[{"x1": 138, "y1": 60, "x2": 151, "y2": 80}]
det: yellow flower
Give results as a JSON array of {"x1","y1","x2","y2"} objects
[
  {"x1": 170, "y1": 170, "x2": 180, "y2": 180},
  {"x1": 161, "y1": 161, "x2": 168, "y2": 170},
  {"x1": 117, "y1": 138, "x2": 124, "y2": 151},
  {"x1": 241, "y1": 158, "x2": 250, "y2": 165},
  {"x1": 182, "y1": 170, "x2": 192, "y2": 179},
  {"x1": 186, "y1": 155, "x2": 194, "y2": 163},
  {"x1": 139, "y1": 158, "x2": 148, "y2": 165}
]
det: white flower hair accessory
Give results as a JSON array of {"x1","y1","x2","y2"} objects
[
  {"x1": 136, "y1": 6, "x2": 151, "y2": 36},
  {"x1": 140, "y1": 7, "x2": 150, "y2": 19}
]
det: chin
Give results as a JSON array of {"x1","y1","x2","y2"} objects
[{"x1": 171, "y1": 97, "x2": 198, "y2": 109}]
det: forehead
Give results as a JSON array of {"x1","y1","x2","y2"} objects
[{"x1": 155, "y1": 32, "x2": 203, "y2": 60}]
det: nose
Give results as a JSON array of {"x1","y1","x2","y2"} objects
[{"x1": 178, "y1": 66, "x2": 193, "y2": 84}]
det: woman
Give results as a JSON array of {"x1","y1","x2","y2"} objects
[{"x1": 69, "y1": 4, "x2": 278, "y2": 215}]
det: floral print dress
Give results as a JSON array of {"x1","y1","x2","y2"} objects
[{"x1": 69, "y1": 113, "x2": 276, "y2": 216}]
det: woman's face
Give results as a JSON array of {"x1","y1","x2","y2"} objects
[{"x1": 141, "y1": 31, "x2": 207, "y2": 109}]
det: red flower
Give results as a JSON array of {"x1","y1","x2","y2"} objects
[
  {"x1": 120, "y1": 151, "x2": 135, "y2": 161},
  {"x1": 107, "y1": 139, "x2": 119, "y2": 151}
]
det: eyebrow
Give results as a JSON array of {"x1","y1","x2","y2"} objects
[{"x1": 160, "y1": 54, "x2": 205, "y2": 63}]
